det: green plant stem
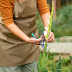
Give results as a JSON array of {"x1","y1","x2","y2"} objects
[{"x1": 42, "y1": 2, "x2": 54, "y2": 68}]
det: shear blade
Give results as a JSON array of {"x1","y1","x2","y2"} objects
[{"x1": 41, "y1": 44, "x2": 45, "y2": 50}]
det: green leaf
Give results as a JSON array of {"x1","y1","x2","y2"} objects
[{"x1": 69, "y1": 56, "x2": 72, "y2": 60}]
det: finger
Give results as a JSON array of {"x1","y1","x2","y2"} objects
[
  {"x1": 50, "y1": 36, "x2": 55, "y2": 42},
  {"x1": 51, "y1": 35, "x2": 55, "y2": 41},
  {"x1": 40, "y1": 35, "x2": 43, "y2": 38},
  {"x1": 48, "y1": 32, "x2": 54, "y2": 41},
  {"x1": 47, "y1": 36, "x2": 53, "y2": 42},
  {"x1": 37, "y1": 35, "x2": 43, "y2": 42},
  {"x1": 45, "y1": 33, "x2": 52, "y2": 41},
  {"x1": 40, "y1": 35, "x2": 43, "y2": 40},
  {"x1": 49, "y1": 38, "x2": 55, "y2": 42},
  {"x1": 47, "y1": 34, "x2": 52, "y2": 41},
  {"x1": 51, "y1": 38, "x2": 55, "y2": 42},
  {"x1": 47, "y1": 32, "x2": 53, "y2": 40},
  {"x1": 47, "y1": 36, "x2": 54, "y2": 42}
]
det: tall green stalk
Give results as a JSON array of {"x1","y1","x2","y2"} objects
[
  {"x1": 42, "y1": 2, "x2": 54, "y2": 68},
  {"x1": 36, "y1": 2, "x2": 54, "y2": 72}
]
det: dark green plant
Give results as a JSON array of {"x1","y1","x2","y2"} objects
[
  {"x1": 52, "y1": 4, "x2": 72, "y2": 38},
  {"x1": 69, "y1": 56, "x2": 72, "y2": 60},
  {"x1": 50, "y1": 55, "x2": 62, "y2": 72},
  {"x1": 62, "y1": 58, "x2": 70, "y2": 65},
  {"x1": 56, "y1": 55, "x2": 62, "y2": 72},
  {"x1": 69, "y1": 56, "x2": 72, "y2": 72},
  {"x1": 68, "y1": 64, "x2": 72, "y2": 72}
]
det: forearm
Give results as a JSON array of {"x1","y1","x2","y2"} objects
[
  {"x1": 6, "y1": 23, "x2": 43, "y2": 43},
  {"x1": 41, "y1": 13, "x2": 55, "y2": 42},
  {"x1": 6, "y1": 23, "x2": 30, "y2": 42},
  {"x1": 41, "y1": 13, "x2": 50, "y2": 31}
]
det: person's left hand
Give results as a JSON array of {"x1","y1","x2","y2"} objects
[{"x1": 44, "y1": 31, "x2": 55, "y2": 43}]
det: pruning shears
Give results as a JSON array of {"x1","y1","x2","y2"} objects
[{"x1": 31, "y1": 31, "x2": 45, "y2": 50}]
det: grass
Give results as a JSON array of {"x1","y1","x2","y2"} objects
[
  {"x1": 62, "y1": 66, "x2": 70, "y2": 72},
  {"x1": 39, "y1": 53, "x2": 72, "y2": 72}
]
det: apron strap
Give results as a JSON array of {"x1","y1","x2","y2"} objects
[{"x1": 14, "y1": 0, "x2": 19, "y2": 18}]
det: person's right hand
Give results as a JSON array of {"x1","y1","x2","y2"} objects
[
  {"x1": 27, "y1": 35, "x2": 43, "y2": 44},
  {"x1": 6, "y1": 23, "x2": 43, "y2": 44}
]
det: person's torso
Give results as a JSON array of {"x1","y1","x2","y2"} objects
[{"x1": 0, "y1": 0, "x2": 39, "y2": 67}]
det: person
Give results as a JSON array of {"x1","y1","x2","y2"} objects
[{"x1": 0, "y1": 0, "x2": 55, "y2": 72}]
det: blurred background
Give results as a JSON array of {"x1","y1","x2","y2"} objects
[
  {"x1": 36, "y1": 0, "x2": 72, "y2": 72},
  {"x1": 36, "y1": 0, "x2": 72, "y2": 38}
]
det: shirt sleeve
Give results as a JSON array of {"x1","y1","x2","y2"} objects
[
  {"x1": 37, "y1": 0, "x2": 50, "y2": 16},
  {"x1": 0, "y1": 0, "x2": 14, "y2": 27}
]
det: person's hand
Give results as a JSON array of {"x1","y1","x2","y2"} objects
[
  {"x1": 27, "y1": 35, "x2": 43, "y2": 44},
  {"x1": 44, "y1": 31, "x2": 55, "y2": 43}
]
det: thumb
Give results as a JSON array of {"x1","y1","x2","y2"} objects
[
  {"x1": 40, "y1": 35, "x2": 43, "y2": 38},
  {"x1": 37, "y1": 35, "x2": 43, "y2": 41}
]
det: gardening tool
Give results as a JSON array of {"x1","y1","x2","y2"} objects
[{"x1": 31, "y1": 31, "x2": 45, "y2": 50}]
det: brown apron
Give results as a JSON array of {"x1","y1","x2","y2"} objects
[{"x1": 0, "y1": 0, "x2": 40, "y2": 67}]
